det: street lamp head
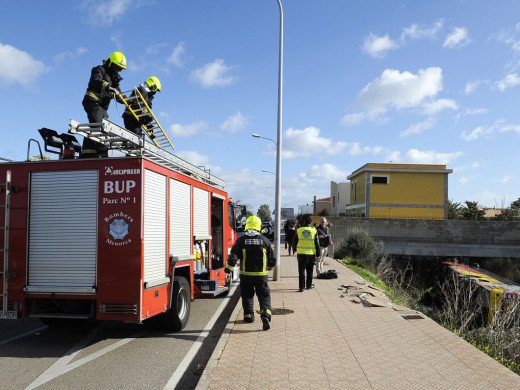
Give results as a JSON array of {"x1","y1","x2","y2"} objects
[{"x1": 252, "y1": 133, "x2": 261, "y2": 138}]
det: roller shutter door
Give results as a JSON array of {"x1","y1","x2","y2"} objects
[
  {"x1": 143, "y1": 170, "x2": 167, "y2": 284},
  {"x1": 27, "y1": 170, "x2": 98, "y2": 290},
  {"x1": 193, "y1": 187, "x2": 209, "y2": 238},
  {"x1": 170, "y1": 179, "x2": 191, "y2": 258}
]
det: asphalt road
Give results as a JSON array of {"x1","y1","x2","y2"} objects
[{"x1": 0, "y1": 282, "x2": 240, "y2": 390}]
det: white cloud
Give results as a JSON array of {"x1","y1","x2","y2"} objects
[
  {"x1": 464, "y1": 79, "x2": 488, "y2": 95},
  {"x1": 53, "y1": 47, "x2": 88, "y2": 64},
  {"x1": 460, "y1": 126, "x2": 489, "y2": 141},
  {"x1": 443, "y1": 27, "x2": 471, "y2": 48},
  {"x1": 110, "y1": 30, "x2": 123, "y2": 51},
  {"x1": 341, "y1": 112, "x2": 366, "y2": 126},
  {"x1": 0, "y1": 43, "x2": 50, "y2": 88},
  {"x1": 347, "y1": 143, "x2": 386, "y2": 157},
  {"x1": 498, "y1": 122, "x2": 520, "y2": 133},
  {"x1": 282, "y1": 126, "x2": 347, "y2": 159},
  {"x1": 190, "y1": 59, "x2": 236, "y2": 88},
  {"x1": 421, "y1": 98, "x2": 458, "y2": 115},
  {"x1": 459, "y1": 176, "x2": 470, "y2": 185},
  {"x1": 362, "y1": 19, "x2": 444, "y2": 58},
  {"x1": 464, "y1": 108, "x2": 487, "y2": 116},
  {"x1": 400, "y1": 19, "x2": 444, "y2": 41},
  {"x1": 357, "y1": 67, "x2": 443, "y2": 113},
  {"x1": 496, "y1": 73, "x2": 520, "y2": 91},
  {"x1": 298, "y1": 164, "x2": 349, "y2": 185},
  {"x1": 167, "y1": 42, "x2": 187, "y2": 67},
  {"x1": 145, "y1": 42, "x2": 167, "y2": 55},
  {"x1": 388, "y1": 148, "x2": 463, "y2": 164},
  {"x1": 362, "y1": 33, "x2": 398, "y2": 58},
  {"x1": 169, "y1": 120, "x2": 208, "y2": 138},
  {"x1": 461, "y1": 120, "x2": 520, "y2": 141},
  {"x1": 221, "y1": 111, "x2": 248, "y2": 133},
  {"x1": 174, "y1": 150, "x2": 210, "y2": 167},
  {"x1": 400, "y1": 118, "x2": 436, "y2": 138},
  {"x1": 84, "y1": 0, "x2": 132, "y2": 26},
  {"x1": 492, "y1": 22, "x2": 520, "y2": 53},
  {"x1": 500, "y1": 176, "x2": 513, "y2": 184}
]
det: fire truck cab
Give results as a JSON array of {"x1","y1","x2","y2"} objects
[{"x1": 0, "y1": 119, "x2": 238, "y2": 331}]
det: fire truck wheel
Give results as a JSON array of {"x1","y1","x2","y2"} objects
[{"x1": 162, "y1": 276, "x2": 191, "y2": 331}]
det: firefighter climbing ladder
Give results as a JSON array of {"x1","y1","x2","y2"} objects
[
  {"x1": 1, "y1": 170, "x2": 11, "y2": 317},
  {"x1": 117, "y1": 89, "x2": 175, "y2": 152},
  {"x1": 69, "y1": 119, "x2": 224, "y2": 188}
]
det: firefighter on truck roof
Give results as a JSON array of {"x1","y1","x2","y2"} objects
[
  {"x1": 81, "y1": 51, "x2": 127, "y2": 158},
  {"x1": 225, "y1": 215, "x2": 276, "y2": 331},
  {"x1": 122, "y1": 76, "x2": 161, "y2": 136}
]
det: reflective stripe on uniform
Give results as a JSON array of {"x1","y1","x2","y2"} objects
[
  {"x1": 84, "y1": 91, "x2": 100, "y2": 102},
  {"x1": 239, "y1": 247, "x2": 268, "y2": 276}
]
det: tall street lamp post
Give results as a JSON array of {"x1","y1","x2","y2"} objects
[
  {"x1": 273, "y1": 0, "x2": 283, "y2": 281},
  {"x1": 251, "y1": 0, "x2": 283, "y2": 281}
]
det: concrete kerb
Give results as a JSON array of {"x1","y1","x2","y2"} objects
[{"x1": 195, "y1": 281, "x2": 242, "y2": 390}]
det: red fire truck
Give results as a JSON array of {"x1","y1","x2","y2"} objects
[{"x1": 0, "y1": 119, "x2": 238, "y2": 331}]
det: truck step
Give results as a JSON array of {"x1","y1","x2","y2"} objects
[{"x1": 200, "y1": 286, "x2": 229, "y2": 297}]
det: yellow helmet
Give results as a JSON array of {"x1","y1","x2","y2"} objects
[
  {"x1": 245, "y1": 215, "x2": 262, "y2": 232},
  {"x1": 107, "y1": 51, "x2": 127, "y2": 71},
  {"x1": 145, "y1": 76, "x2": 161, "y2": 92}
]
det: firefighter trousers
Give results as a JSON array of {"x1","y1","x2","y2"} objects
[
  {"x1": 81, "y1": 99, "x2": 109, "y2": 158},
  {"x1": 240, "y1": 274, "x2": 271, "y2": 321}
]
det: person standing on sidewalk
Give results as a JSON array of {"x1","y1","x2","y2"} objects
[
  {"x1": 285, "y1": 221, "x2": 296, "y2": 256},
  {"x1": 225, "y1": 215, "x2": 275, "y2": 331},
  {"x1": 292, "y1": 215, "x2": 321, "y2": 292},
  {"x1": 316, "y1": 217, "x2": 332, "y2": 276}
]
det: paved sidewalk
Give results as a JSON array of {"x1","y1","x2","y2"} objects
[{"x1": 198, "y1": 250, "x2": 520, "y2": 390}]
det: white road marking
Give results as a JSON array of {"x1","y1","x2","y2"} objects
[
  {"x1": 162, "y1": 282, "x2": 239, "y2": 390},
  {"x1": 25, "y1": 326, "x2": 144, "y2": 390},
  {"x1": 0, "y1": 326, "x2": 47, "y2": 347}
]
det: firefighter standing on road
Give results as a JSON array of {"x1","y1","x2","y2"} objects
[
  {"x1": 122, "y1": 76, "x2": 161, "y2": 136},
  {"x1": 225, "y1": 215, "x2": 275, "y2": 331},
  {"x1": 81, "y1": 51, "x2": 127, "y2": 158}
]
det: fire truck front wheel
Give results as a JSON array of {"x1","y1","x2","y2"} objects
[{"x1": 162, "y1": 276, "x2": 191, "y2": 331}]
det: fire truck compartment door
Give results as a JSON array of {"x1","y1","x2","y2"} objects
[
  {"x1": 193, "y1": 187, "x2": 210, "y2": 238},
  {"x1": 27, "y1": 170, "x2": 98, "y2": 292},
  {"x1": 143, "y1": 169, "x2": 167, "y2": 284},
  {"x1": 170, "y1": 178, "x2": 192, "y2": 258}
]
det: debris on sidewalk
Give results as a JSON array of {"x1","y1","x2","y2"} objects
[{"x1": 339, "y1": 282, "x2": 394, "y2": 308}]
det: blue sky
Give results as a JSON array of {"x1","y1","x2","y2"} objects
[{"x1": 2, "y1": 0, "x2": 520, "y2": 214}]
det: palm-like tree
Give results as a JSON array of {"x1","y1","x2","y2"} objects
[
  {"x1": 461, "y1": 201, "x2": 485, "y2": 220},
  {"x1": 448, "y1": 200, "x2": 462, "y2": 219}
]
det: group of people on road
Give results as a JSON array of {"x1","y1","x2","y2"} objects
[{"x1": 81, "y1": 51, "x2": 162, "y2": 158}]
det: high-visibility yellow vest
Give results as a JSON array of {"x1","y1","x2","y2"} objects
[{"x1": 296, "y1": 227, "x2": 317, "y2": 255}]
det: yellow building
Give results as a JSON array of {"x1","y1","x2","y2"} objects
[{"x1": 346, "y1": 163, "x2": 453, "y2": 220}]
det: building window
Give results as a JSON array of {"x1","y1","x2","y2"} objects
[
  {"x1": 371, "y1": 175, "x2": 389, "y2": 184},
  {"x1": 332, "y1": 196, "x2": 336, "y2": 207}
]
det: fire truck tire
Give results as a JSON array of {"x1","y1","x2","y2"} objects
[{"x1": 162, "y1": 276, "x2": 191, "y2": 331}]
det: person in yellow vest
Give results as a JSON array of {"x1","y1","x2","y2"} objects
[
  {"x1": 292, "y1": 215, "x2": 321, "y2": 292},
  {"x1": 225, "y1": 215, "x2": 276, "y2": 331}
]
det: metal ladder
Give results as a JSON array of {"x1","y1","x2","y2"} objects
[
  {"x1": 117, "y1": 88, "x2": 175, "y2": 152},
  {"x1": 1, "y1": 170, "x2": 11, "y2": 317},
  {"x1": 69, "y1": 119, "x2": 225, "y2": 188}
]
